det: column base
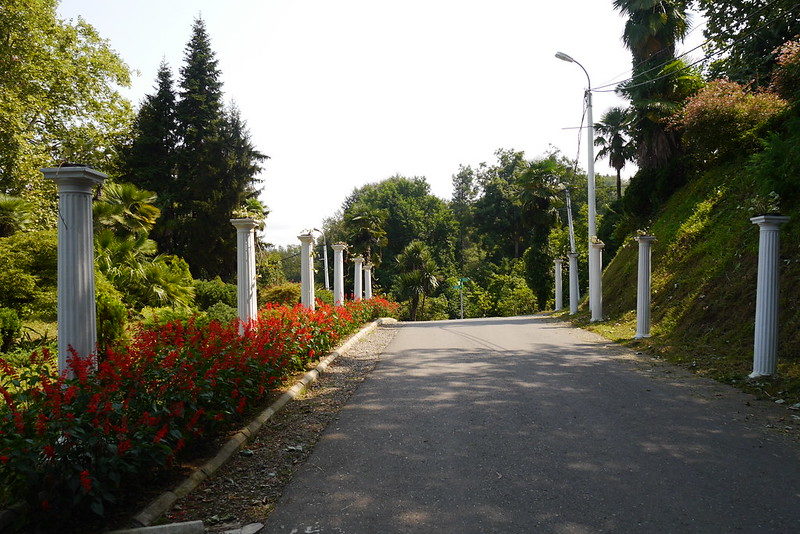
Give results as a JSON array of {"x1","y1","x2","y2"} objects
[
  {"x1": 748, "y1": 370, "x2": 773, "y2": 379},
  {"x1": 634, "y1": 333, "x2": 650, "y2": 339}
]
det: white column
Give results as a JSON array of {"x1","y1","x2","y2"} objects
[
  {"x1": 635, "y1": 236, "x2": 656, "y2": 339},
  {"x1": 353, "y1": 256, "x2": 364, "y2": 301},
  {"x1": 332, "y1": 243, "x2": 346, "y2": 306},
  {"x1": 554, "y1": 259, "x2": 563, "y2": 311},
  {"x1": 298, "y1": 233, "x2": 315, "y2": 310},
  {"x1": 364, "y1": 263, "x2": 373, "y2": 299},
  {"x1": 568, "y1": 252, "x2": 580, "y2": 315},
  {"x1": 749, "y1": 215, "x2": 789, "y2": 378},
  {"x1": 231, "y1": 218, "x2": 259, "y2": 331},
  {"x1": 590, "y1": 241, "x2": 604, "y2": 322},
  {"x1": 42, "y1": 165, "x2": 106, "y2": 378}
]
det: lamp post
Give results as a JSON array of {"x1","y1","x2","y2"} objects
[{"x1": 556, "y1": 51, "x2": 601, "y2": 321}]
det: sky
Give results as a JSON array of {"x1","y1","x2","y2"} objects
[{"x1": 57, "y1": 0, "x2": 706, "y2": 247}]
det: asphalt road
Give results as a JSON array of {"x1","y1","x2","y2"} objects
[{"x1": 263, "y1": 316, "x2": 800, "y2": 533}]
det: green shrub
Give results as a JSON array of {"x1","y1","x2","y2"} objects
[
  {"x1": 95, "y1": 273, "x2": 127, "y2": 351},
  {"x1": 750, "y1": 115, "x2": 800, "y2": 208},
  {"x1": 260, "y1": 282, "x2": 301, "y2": 306},
  {"x1": 487, "y1": 274, "x2": 537, "y2": 317},
  {"x1": 204, "y1": 301, "x2": 237, "y2": 326},
  {"x1": 315, "y1": 288, "x2": 334, "y2": 306},
  {"x1": 0, "y1": 230, "x2": 57, "y2": 318},
  {"x1": 678, "y1": 79, "x2": 788, "y2": 165},
  {"x1": 193, "y1": 276, "x2": 237, "y2": 310},
  {"x1": 138, "y1": 306, "x2": 197, "y2": 329},
  {"x1": 771, "y1": 38, "x2": 800, "y2": 105},
  {"x1": 0, "y1": 308, "x2": 22, "y2": 352}
]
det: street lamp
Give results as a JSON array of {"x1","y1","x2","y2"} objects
[{"x1": 556, "y1": 51, "x2": 602, "y2": 322}]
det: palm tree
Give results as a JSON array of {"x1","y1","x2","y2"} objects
[
  {"x1": 0, "y1": 194, "x2": 33, "y2": 237},
  {"x1": 93, "y1": 182, "x2": 161, "y2": 236},
  {"x1": 344, "y1": 203, "x2": 388, "y2": 265},
  {"x1": 594, "y1": 107, "x2": 636, "y2": 199},
  {"x1": 394, "y1": 241, "x2": 439, "y2": 321},
  {"x1": 613, "y1": 0, "x2": 691, "y2": 168}
]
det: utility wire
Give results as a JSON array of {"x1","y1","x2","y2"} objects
[{"x1": 593, "y1": 0, "x2": 799, "y2": 93}]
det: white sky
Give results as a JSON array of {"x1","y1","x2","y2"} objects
[{"x1": 57, "y1": 0, "x2": 706, "y2": 247}]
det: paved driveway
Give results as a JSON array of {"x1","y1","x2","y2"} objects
[{"x1": 264, "y1": 316, "x2": 800, "y2": 533}]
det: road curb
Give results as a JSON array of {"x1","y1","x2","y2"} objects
[{"x1": 131, "y1": 317, "x2": 396, "y2": 528}]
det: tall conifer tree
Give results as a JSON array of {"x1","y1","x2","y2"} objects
[{"x1": 122, "y1": 61, "x2": 178, "y2": 251}]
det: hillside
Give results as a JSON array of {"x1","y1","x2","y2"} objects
[{"x1": 571, "y1": 161, "x2": 800, "y2": 403}]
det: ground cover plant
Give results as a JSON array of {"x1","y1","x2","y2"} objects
[{"x1": 0, "y1": 298, "x2": 397, "y2": 529}]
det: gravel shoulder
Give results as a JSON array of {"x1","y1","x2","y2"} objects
[{"x1": 160, "y1": 324, "x2": 399, "y2": 531}]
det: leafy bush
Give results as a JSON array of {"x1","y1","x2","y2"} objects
[
  {"x1": 138, "y1": 306, "x2": 197, "y2": 329},
  {"x1": 95, "y1": 273, "x2": 127, "y2": 352},
  {"x1": 750, "y1": 115, "x2": 800, "y2": 207},
  {"x1": 0, "y1": 230, "x2": 57, "y2": 319},
  {"x1": 0, "y1": 308, "x2": 22, "y2": 352},
  {"x1": 487, "y1": 274, "x2": 537, "y2": 317},
  {"x1": 193, "y1": 277, "x2": 237, "y2": 310},
  {"x1": 0, "y1": 298, "x2": 398, "y2": 526},
  {"x1": 677, "y1": 80, "x2": 788, "y2": 165},
  {"x1": 260, "y1": 282, "x2": 301, "y2": 306},
  {"x1": 315, "y1": 289, "x2": 334, "y2": 306},
  {"x1": 203, "y1": 301, "x2": 237, "y2": 326},
  {"x1": 771, "y1": 38, "x2": 800, "y2": 104}
]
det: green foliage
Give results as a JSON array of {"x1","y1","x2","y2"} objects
[
  {"x1": 0, "y1": 0, "x2": 133, "y2": 227},
  {"x1": 771, "y1": 38, "x2": 800, "y2": 104},
  {"x1": 0, "y1": 230, "x2": 57, "y2": 319},
  {"x1": 677, "y1": 80, "x2": 789, "y2": 165},
  {"x1": 203, "y1": 301, "x2": 237, "y2": 326},
  {"x1": 260, "y1": 282, "x2": 302, "y2": 306},
  {"x1": 93, "y1": 182, "x2": 161, "y2": 236},
  {"x1": 315, "y1": 289, "x2": 334, "y2": 306},
  {"x1": 0, "y1": 308, "x2": 22, "y2": 352},
  {"x1": 594, "y1": 107, "x2": 636, "y2": 200},
  {"x1": 121, "y1": 19, "x2": 266, "y2": 279},
  {"x1": 193, "y1": 276, "x2": 237, "y2": 310},
  {"x1": 393, "y1": 241, "x2": 440, "y2": 321},
  {"x1": 486, "y1": 274, "x2": 537, "y2": 317},
  {"x1": 95, "y1": 273, "x2": 127, "y2": 351},
  {"x1": 0, "y1": 194, "x2": 33, "y2": 237},
  {"x1": 750, "y1": 115, "x2": 800, "y2": 208},
  {"x1": 138, "y1": 306, "x2": 197, "y2": 329},
  {"x1": 256, "y1": 249, "x2": 287, "y2": 287},
  {"x1": 699, "y1": 0, "x2": 800, "y2": 88}
]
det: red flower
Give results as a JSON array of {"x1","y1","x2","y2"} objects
[
  {"x1": 153, "y1": 425, "x2": 169, "y2": 443},
  {"x1": 43, "y1": 445, "x2": 55, "y2": 458},
  {"x1": 117, "y1": 440, "x2": 132, "y2": 455},
  {"x1": 0, "y1": 455, "x2": 9, "y2": 464},
  {"x1": 79, "y1": 470, "x2": 92, "y2": 492}
]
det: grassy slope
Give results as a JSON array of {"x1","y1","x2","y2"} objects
[{"x1": 567, "y1": 161, "x2": 800, "y2": 403}]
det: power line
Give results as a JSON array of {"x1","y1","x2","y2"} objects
[{"x1": 593, "y1": 0, "x2": 799, "y2": 93}]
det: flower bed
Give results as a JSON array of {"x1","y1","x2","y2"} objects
[{"x1": 0, "y1": 298, "x2": 398, "y2": 524}]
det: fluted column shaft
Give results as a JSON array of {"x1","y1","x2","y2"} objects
[
  {"x1": 750, "y1": 216, "x2": 789, "y2": 378},
  {"x1": 231, "y1": 219, "x2": 259, "y2": 332},
  {"x1": 554, "y1": 259, "x2": 563, "y2": 311},
  {"x1": 353, "y1": 256, "x2": 364, "y2": 301},
  {"x1": 590, "y1": 242, "x2": 604, "y2": 322},
  {"x1": 332, "y1": 244, "x2": 346, "y2": 306},
  {"x1": 43, "y1": 166, "x2": 106, "y2": 378},
  {"x1": 364, "y1": 263, "x2": 373, "y2": 299},
  {"x1": 298, "y1": 233, "x2": 315, "y2": 310},
  {"x1": 568, "y1": 253, "x2": 580, "y2": 315},
  {"x1": 635, "y1": 236, "x2": 656, "y2": 339}
]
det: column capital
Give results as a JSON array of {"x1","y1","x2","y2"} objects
[
  {"x1": 331, "y1": 243, "x2": 347, "y2": 252},
  {"x1": 567, "y1": 252, "x2": 579, "y2": 259},
  {"x1": 231, "y1": 218, "x2": 259, "y2": 231},
  {"x1": 353, "y1": 255, "x2": 364, "y2": 264},
  {"x1": 42, "y1": 165, "x2": 106, "y2": 193},
  {"x1": 554, "y1": 258, "x2": 564, "y2": 265},
  {"x1": 298, "y1": 232, "x2": 315, "y2": 244},
  {"x1": 634, "y1": 235, "x2": 657, "y2": 244},
  {"x1": 363, "y1": 262, "x2": 373, "y2": 270},
  {"x1": 590, "y1": 241, "x2": 605, "y2": 250},
  {"x1": 750, "y1": 215, "x2": 790, "y2": 228}
]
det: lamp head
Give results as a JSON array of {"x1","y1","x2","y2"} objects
[{"x1": 555, "y1": 51, "x2": 575, "y2": 63}]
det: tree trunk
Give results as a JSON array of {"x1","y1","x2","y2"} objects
[{"x1": 616, "y1": 168, "x2": 622, "y2": 200}]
